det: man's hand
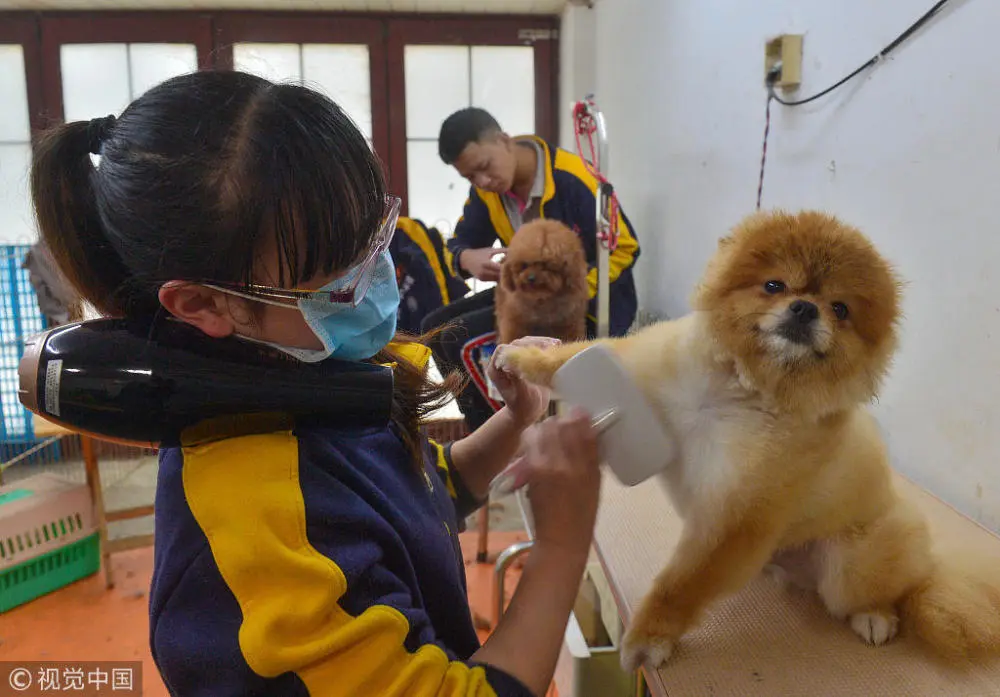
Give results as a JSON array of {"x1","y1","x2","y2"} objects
[{"x1": 460, "y1": 247, "x2": 503, "y2": 282}]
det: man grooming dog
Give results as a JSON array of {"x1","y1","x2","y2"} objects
[{"x1": 422, "y1": 107, "x2": 641, "y2": 430}]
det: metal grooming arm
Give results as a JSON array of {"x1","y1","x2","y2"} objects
[{"x1": 588, "y1": 101, "x2": 613, "y2": 340}]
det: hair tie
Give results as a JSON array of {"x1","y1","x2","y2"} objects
[{"x1": 86, "y1": 114, "x2": 117, "y2": 155}]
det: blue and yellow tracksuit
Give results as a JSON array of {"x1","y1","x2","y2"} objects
[
  {"x1": 392, "y1": 217, "x2": 470, "y2": 335},
  {"x1": 148, "y1": 348, "x2": 531, "y2": 696},
  {"x1": 446, "y1": 135, "x2": 641, "y2": 337}
]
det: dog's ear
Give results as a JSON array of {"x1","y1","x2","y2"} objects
[
  {"x1": 500, "y1": 257, "x2": 517, "y2": 292},
  {"x1": 565, "y1": 254, "x2": 589, "y2": 295}
]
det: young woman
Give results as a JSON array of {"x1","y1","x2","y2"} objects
[{"x1": 30, "y1": 71, "x2": 602, "y2": 697}]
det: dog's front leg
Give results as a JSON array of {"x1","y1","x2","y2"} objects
[
  {"x1": 496, "y1": 337, "x2": 616, "y2": 387},
  {"x1": 620, "y1": 510, "x2": 784, "y2": 672}
]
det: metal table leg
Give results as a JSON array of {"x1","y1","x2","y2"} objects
[{"x1": 493, "y1": 539, "x2": 534, "y2": 624}]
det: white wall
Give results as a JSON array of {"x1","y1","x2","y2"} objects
[
  {"x1": 558, "y1": 3, "x2": 597, "y2": 150},
  {"x1": 575, "y1": 0, "x2": 1000, "y2": 532}
]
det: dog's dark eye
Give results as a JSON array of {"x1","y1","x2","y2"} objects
[
  {"x1": 519, "y1": 263, "x2": 528, "y2": 271},
  {"x1": 763, "y1": 280, "x2": 786, "y2": 294},
  {"x1": 832, "y1": 302, "x2": 849, "y2": 320}
]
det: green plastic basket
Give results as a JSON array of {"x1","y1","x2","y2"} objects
[
  {"x1": 0, "y1": 473, "x2": 100, "y2": 613},
  {"x1": 0, "y1": 531, "x2": 100, "y2": 612}
]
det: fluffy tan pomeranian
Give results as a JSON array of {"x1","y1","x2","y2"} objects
[{"x1": 496, "y1": 209, "x2": 1000, "y2": 670}]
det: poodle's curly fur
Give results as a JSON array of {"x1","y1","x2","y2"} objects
[{"x1": 495, "y1": 219, "x2": 590, "y2": 345}]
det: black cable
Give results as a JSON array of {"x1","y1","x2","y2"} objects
[
  {"x1": 756, "y1": 95, "x2": 772, "y2": 210},
  {"x1": 768, "y1": 0, "x2": 953, "y2": 106}
]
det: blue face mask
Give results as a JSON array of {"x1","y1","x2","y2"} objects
[{"x1": 238, "y1": 249, "x2": 399, "y2": 364}]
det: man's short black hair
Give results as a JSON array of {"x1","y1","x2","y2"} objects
[{"x1": 438, "y1": 107, "x2": 503, "y2": 165}]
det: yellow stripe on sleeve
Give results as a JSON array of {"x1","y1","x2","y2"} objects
[
  {"x1": 478, "y1": 190, "x2": 516, "y2": 246},
  {"x1": 553, "y1": 149, "x2": 639, "y2": 297},
  {"x1": 429, "y1": 439, "x2": 458, "y2": 499},
  {"x1": 398, "y1": 218, "x2": 452, "y2": 304},
  {"x1": 181, "y1": 432, "x2": 498, "y2": 696},
  {"x1": 585, "y1": 209, "x2": 640, "y2": 298}
]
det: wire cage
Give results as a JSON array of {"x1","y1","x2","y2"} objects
[
  {"x1": 0, "y1": 244, "x2": 56, "y2": 470},
  {"x1": 2, "y1": 244, "x2": 161, "y2": 483}
]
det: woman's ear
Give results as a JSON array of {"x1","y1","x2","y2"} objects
[{"x1": 158, "y1": 282, "x2": 238, "y2": 338}]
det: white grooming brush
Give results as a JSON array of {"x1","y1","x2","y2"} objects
[{"x1": 489, "y1": 344, "x2": 674, "y2": 497}]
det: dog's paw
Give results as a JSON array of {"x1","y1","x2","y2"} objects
[
  {"x1": 763, "y1": 563, "x2": 790, "y2": 588},
  {"x1": 850, "y1": 610, "x2": 899, "y2": 646},
  {"x1": 493, "y1": 344, "x2": 554, "y2": 386},
  {"x1": 621, "y1": 608, "x2": 680, "y2": 671},
  {"x1": 620, "y1": 630, "x2": 675, "y2": 673}
]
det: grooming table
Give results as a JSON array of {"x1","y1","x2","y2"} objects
[
  {"x1": 30, "y1": 415, "x2": 154, "y2": 589},
  {"x1": 594, "y1": 470, "x2": 1000, "y2": 696}
]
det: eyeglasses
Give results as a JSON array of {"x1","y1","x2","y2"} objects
[{"x1": 204, "y1": 194, "x2": 401, "y2": 309}]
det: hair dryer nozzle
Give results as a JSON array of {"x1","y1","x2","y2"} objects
[{"x1": 18, "y1": 330, "x2": 45, "y2": 415}]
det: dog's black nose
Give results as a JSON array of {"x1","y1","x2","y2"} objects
[
  {"x1": 788, "y1": 299, "x2": 819, "y2": 324},
  {"x1": 526, "y1": 273, "x2": 536, "y2": 284}
]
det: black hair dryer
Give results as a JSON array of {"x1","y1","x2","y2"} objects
[{"x1": 18, "y1": 318, "x2": 395, "y2": 448}]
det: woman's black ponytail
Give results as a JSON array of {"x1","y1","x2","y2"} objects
[
  {"x1": 30, "y1": 118, "x2": 136, "y2": 317},
  {"x1": 29, "y1": 73, "x2": 469, "y2": 471}
]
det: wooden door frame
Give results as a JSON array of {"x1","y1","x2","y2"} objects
[
  {"x1": 213, "y1": 12, "x2": 390, "y2": 169},
  {"x1": 6, "y1": 10, "x2": 561, "y2": 215},
  {"x1": 37, "y1": 12, "x2": 214, "y2": 124},
  {"x1": 0, "y1": 13, "x2": 46, "y2": 139},
  {"x1": 385, "y1": 15, "x2": 559, "y2": 214}
]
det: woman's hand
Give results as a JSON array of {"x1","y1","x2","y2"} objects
[
  {"x1": 469, "y1": 408, "x2": 602, "y2": 695},
  {"x1": 449, "y1": 337, "x2": 558, "y2": 500},
  {"x1": 488, "y1": 337, "x2": 557, "y2": 428},
  {"x1": 514, "y1": 409, "x2": 602, "y2": 558}
]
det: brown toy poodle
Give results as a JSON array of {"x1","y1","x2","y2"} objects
[{"x1": 495, "y1": 219, "x2": 590, "y2": 344}]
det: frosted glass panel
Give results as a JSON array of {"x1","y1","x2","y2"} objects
[
  {"x1": 406, "y1": 141, "x2": 471, "y2": 237},
  {"x1": 61, "y1": 44, "x2": 131, "y2": 122},
  {"x1": 471, "y1": 46, "x2": 535, "y2": 136},
  {"x1": 404, "y1": 46, "x2": 469, "y2": 139},
  {"x1": 233, "y1": 43, "x2": 301, "y2": 83},
  {"x1": 302, "y1": 44, "x2": 372, "y2": 140},
  {"x1": 129, "y1": 43, "x2": 198, "y2": 97},
  {"x1": 0, "y1": 45, "x2": 30, "y2": 142},
  {"x1": 0, "y1": 144, "x2": 35, "y2": 244}
]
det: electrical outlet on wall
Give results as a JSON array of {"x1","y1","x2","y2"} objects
[{"x1": 765, "y1": 34, "x2": 803, "y2": 88}]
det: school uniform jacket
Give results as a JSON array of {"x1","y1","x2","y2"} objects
[
  {"x1": 392, "y1": 217, "x2": 470, "y2": 335},
  {"x1": 148, "y1": 347, "x2": 531, "y2": 697},
  {"x1": 446, "y1": 135, "x2": 641, "y2": 337}
]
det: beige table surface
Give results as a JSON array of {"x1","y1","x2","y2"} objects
[{"x1": 593, "y1": 470, "x2": 1000, "y2": 696}]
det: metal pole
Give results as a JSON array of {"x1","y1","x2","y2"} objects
[{"x1": 587, "y1": 99, "x2": 612, "y2": 339}]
